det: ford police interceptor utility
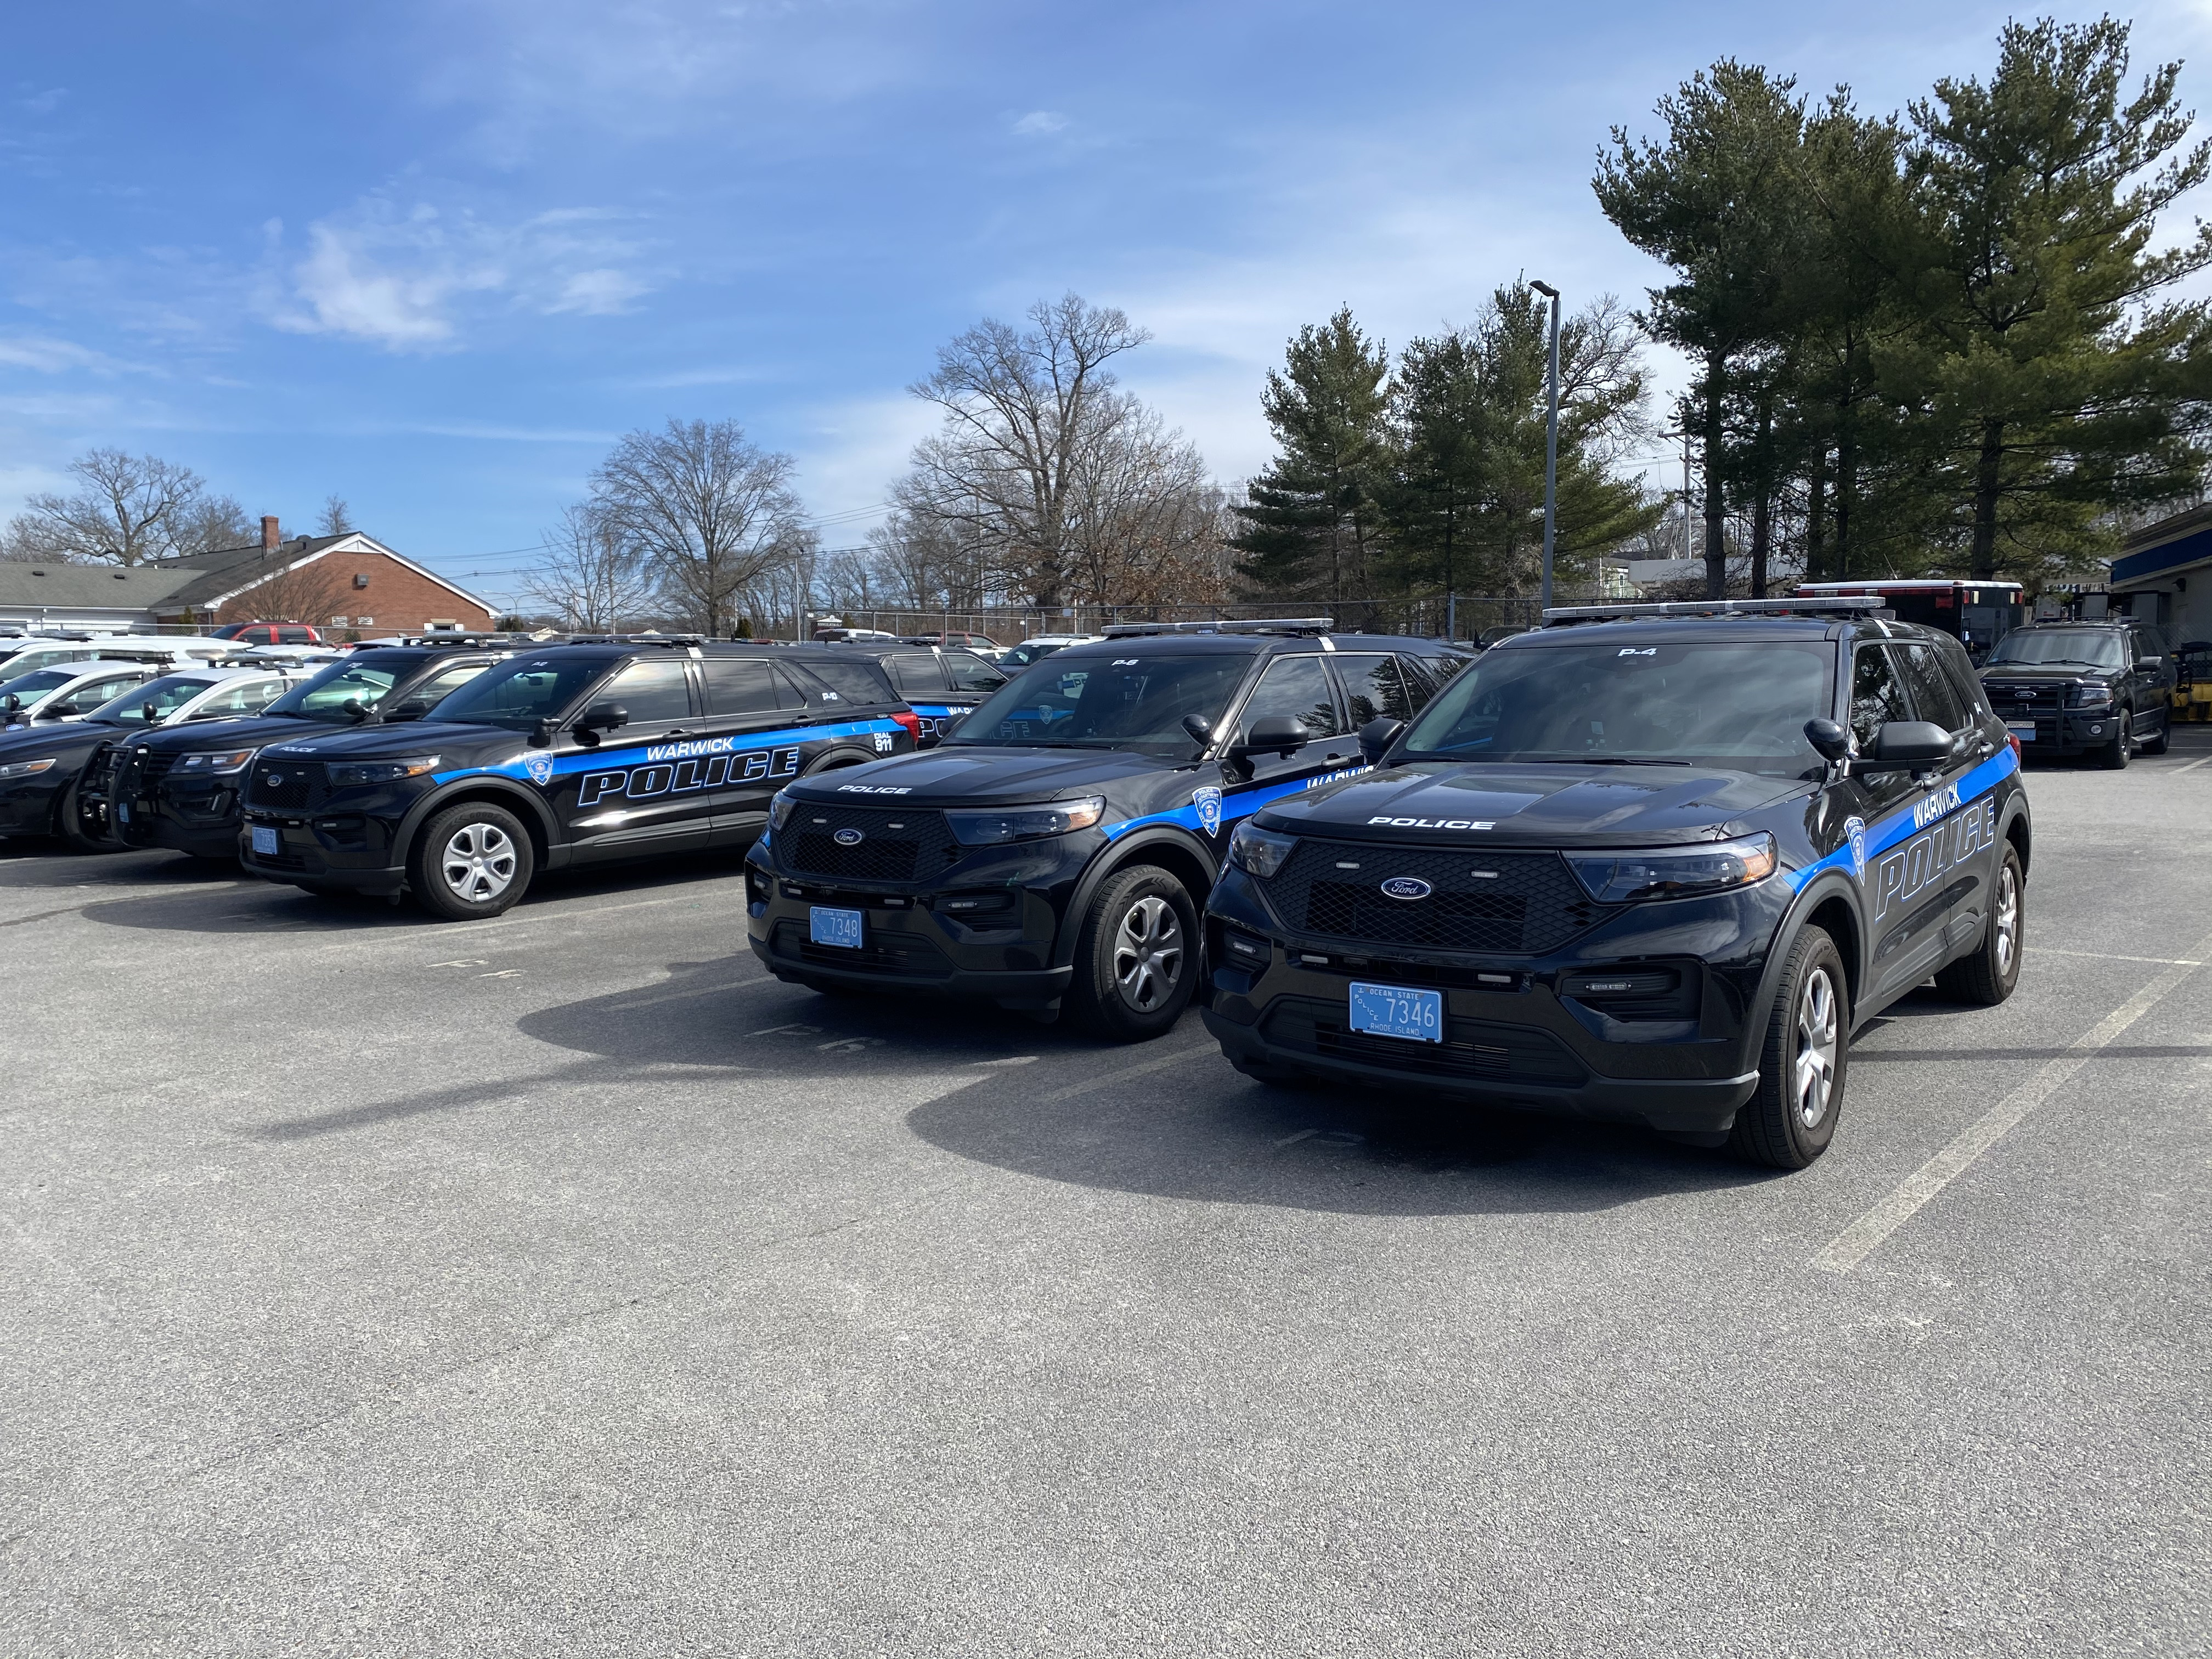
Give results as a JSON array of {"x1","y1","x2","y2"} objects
[
  {"x1": 235, "y1": 639, "x2": 919, "y2": 919},
  {"x1": 111, "y1": 639, "x2": 534, "y2": 862},
  {"x1": 744, "y1": 623, "x2": 1472, "y2": 1039},
  {"x1": 822, "y1": 641, "x2": 1009, "y2": 745},
  {"x1": 1201, "y1": 598, "x2": 2030, "y2": 1169}
]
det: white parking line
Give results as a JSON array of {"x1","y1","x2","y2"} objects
[
  {"x1": 1034, "y1": 1039, "x2": 1220, "y2": 1105},
  {"x1": 2170, "y1": 753, "x2": 2212, "y2": 774},
  {"x1": 1816, "y1": 928, "x2": 2212, "y2": 1273},
  {"x1": 2029, "y1": 947, "x2": 2205, "y2": 966},
  {"x1": 607, "y1": 976, "x2": 765, "y2": 1011}
]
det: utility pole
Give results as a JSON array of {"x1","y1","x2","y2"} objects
[{"x1": 1529, "y1": 280, "x2": 1562, "y2": 611}]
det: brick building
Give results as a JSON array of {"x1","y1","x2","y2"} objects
[{"x1": 0, "y1": 516, "x2": 496, "y2": 636}]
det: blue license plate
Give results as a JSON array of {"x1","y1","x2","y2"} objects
[
  {"x1": 250, "y1": 826, "x2": 279, "y2": 855},
  {"x1": 809, "y1": 906, "x2": 864, "y2": 949},
  {"x1": 2005, "y1": 722, "x2": 2035, "y2": 742},
  {"x1": 115, "y1": 800, "x2": 130, "y2": 823},
  {"x1": 1348, "y1": 981, "x2": 1443, "y2": 1043}
]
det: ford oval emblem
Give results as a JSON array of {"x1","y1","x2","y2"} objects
[
  {"x1": 1380, "y1": 876, "x2": 1432, "y2": 900},
  {"x1": 833, "y1": 827, "x2": 864, "y2": 846}
]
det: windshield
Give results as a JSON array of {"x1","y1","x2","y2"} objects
[
  {"x1": 1400, "y1": 639, "x2": 1836, "y2": 777},
  {"x1": 263, "y1": 658, "x2": 414, "y2": 721},
  {"x1": 88, "y1": 674, "x2": 213, "y2": 725},
  {"x1": 998, "y1": 640, "x2": 1071, "y2": 668},
  {"x1": 1985, "y1": 630, "x2": 2126, "y2": 670},
  {"x1": 0, "y1": 667, "x2": 77, "y2": 703},
  {"x1": 423, "y1": 655, "x2": 611, "y2": 729},
  {"x1": 948, "y1": 651, "x2": 1255, "y2": 755}
]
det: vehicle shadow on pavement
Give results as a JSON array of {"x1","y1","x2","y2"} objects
[
  {"x1": 0, "y1": 845, "x2": 244, "y2": 891},
  {"x1": 516, "y1": 960, "x2": 1775, "y2": 1215}
]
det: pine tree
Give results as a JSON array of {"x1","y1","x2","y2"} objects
[
  {"x1": 1901, "y1": 17, "x2": 2212, "y2": 581},
  {"x1": 1231, "y1": 308, "x2": 1392, "y2": 605}
]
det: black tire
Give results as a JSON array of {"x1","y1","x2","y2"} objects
[
  {"x1": 408, "y1": 802, "x2": 534, "y2": 921},
  {"x1": 1933, "y1": 843, "x2": 2024, "y2": 1006},
  {"x1": 2095, "y1": 708, "x2": 2130, "y2": 769},
  {"x1": 1064, "y1": 864, "x2": 1199, "y2": 1041},
  {"x1": 2142, "y1": 709, "x2": 2170, "y2": 756},
  {"x1": 55, "y1": 781, "x2": 116, "y2": 854},
  {"x1": 1729, "y1": 925, "x2": 1849, "y2": 1171}
]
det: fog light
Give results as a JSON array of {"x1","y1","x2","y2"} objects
[
  {"x1": 1222, "y1": 929, "x2": 1269, "y2": 964},
  {"x1": 2089, "y1": 724, "x2": 2104, "y2": 735}
]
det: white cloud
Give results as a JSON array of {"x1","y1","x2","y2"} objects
[
  {"x1": 0, "y1": 334, "x2": 143, "y2": 376},
  {"x1": 269, "y1": 199, "x2": 653, "y2": 352},
  {"x1": 1011, "y1": 110, "x2": 1068, "y2": 136}
]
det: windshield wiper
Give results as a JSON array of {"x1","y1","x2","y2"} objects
[
  {"x1": 1998, "y1": 658, "x2": 2107, "y2": 669},
  {"x1": 1581, "y1": 756, "x2": 1693, "y2": 766}
]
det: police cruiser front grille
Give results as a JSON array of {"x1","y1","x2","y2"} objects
[
  {"x1": 247, "y1": 760, "x2": 328, "y2": 810},
  {"x1": 781, "y1": 804, "x2": 958, "y2": 883},
  {"x1": 1261, "y1": 838, "x2": 1597, "y2": 954},
  {"x1": 138, "y1": 750, "x2": 181, "y2": 785}
]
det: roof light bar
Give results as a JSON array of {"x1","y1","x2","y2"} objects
[
  {"x1": 1541, "y1": 597, "x2": 1886, "y2": 625},
  {"x1": 1101, "y1": 618, "x2": 1334, "y2": 637}
]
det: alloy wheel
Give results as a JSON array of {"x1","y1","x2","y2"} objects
[
  {"x1": 1112, "y1": 894, "x2": 1184, "y2": 1012},
  {"x1": 441, "y1": 822, "x2": 518, "y2": 904},
  {"x1": 1793, "y1": 964, "x2": 1840, "y2": 1130},
  {"x1": 1993, "y1": 864, "x2": 2018, "y2": 977}
]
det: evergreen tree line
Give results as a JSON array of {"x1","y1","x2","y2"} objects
[
  {"x1": 1596, "y1": 15, "x2": 2212, "y2": 597},
  {"x1": 1230, "y1": 291, "x2": 1658, "y2": 608}
]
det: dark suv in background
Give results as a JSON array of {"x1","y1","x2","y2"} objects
[
  {"x1": 1978, "y1": 619, "x2": 2175, "y2": 765},
  {"x1": 824, "y1": 641, "x2": 1009, "y2": 745}
]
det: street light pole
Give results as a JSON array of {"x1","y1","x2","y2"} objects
[{"x1": 1530, "y1": 280, "x2": 1562, "y2": 611}]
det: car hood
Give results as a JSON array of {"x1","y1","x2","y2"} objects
[
  {"x1": 136, "y1": 714, "x2": 358, "y2": 754},
  {"x1": 788, "y1": 744, "x2": 1180, "y2": 804},
  {"x1": 0, "y1": 720, "x2": 112, "y2": 760},
  {"x1": 1978, "y1": 665, "x2": 2111, "y2": 683},
  {"x1": 255, "y1": 720, "x2": 509, "y2": 762},
  {"x1": 1256, "y1": 761, "x2": 1806, "y2": 848}
]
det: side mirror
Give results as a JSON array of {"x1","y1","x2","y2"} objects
[
  {"x1": 1358, "y1": 716, "x2": 1404, "y2": 765},
  {"x1": 1855, "y1": 720, "x2": 1955, "y2": 775},
  {"x1": 1229, "y1": 715, "x2": 1311, "y2": 759},
  {"x1": 1181, "y1": 713, "x2": 1214, "y2": 746},
  {"x1": 577, "y1": 702, "x2": 629, "y2": 733},
  {"x1": 1803, "y1": 718, "x2": 1853, "y2": 763},
  {"x1": 142, "y1": 703, "x2": 161, "y2": 725},
  {"x1": 528, "y1": 716, "x2": 556, "y2": 750}
]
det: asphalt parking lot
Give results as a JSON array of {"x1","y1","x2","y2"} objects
[{"x1": 4, "y1": 732, "x2": 2209, "y2": 1658}]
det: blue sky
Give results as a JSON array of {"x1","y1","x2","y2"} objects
[{"x1": 6, "y1": 1, "x2": 2209, "y2": 610}]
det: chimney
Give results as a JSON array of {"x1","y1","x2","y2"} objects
[{"x1": 261, "y1": 515, "x2": 280, "y2": 550}]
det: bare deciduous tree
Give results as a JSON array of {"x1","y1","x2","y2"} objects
[
  {"x1": 904, "y1": 294, "x2": 1152, "y2": 607},
  {"x1": 3, "y1": 449, "x2": 223, "y2": 565},
  {"x1": 317, "y1": 495, "x2": 354, "y2": 536},
  {"x1": 590, "y1": 419, "x2": 814, "y2": 636},
  {"x1": 178, "y1": 494, "x2": 256, "y2": 554},
  {"x1": 522, "y1": 504, "x2": 659, "y2": 631},
  {"x1": 228, "y1": 548, "x2": 351, "y2": 627}
]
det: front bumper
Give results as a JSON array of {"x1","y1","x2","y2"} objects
[
  {"x1": 1201, "y1": 865, "x2": 1782, "y2": 1133},
  {"x1": 1991, "y1": 707, "x2": 2127, "y2": 754},
  {"x1": 0, "y1": 776, "x2": 64, "y2": 836},
  {"x1": 115, "y1": 776, "x2": 251, "y2": 858},
  {"x1": 743, "y1": 834, "x2": 1088, "y2": 1008},
  {"x1": 238, "y1": 805, "x2": 407, "y2": 894}
]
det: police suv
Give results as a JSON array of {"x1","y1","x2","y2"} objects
[
  {"x1": 825, "y1": 641, "x2": 1009, "y2": 744},
  {"x1": 236, "y1": 639, "x2": 919, "y2": 918},
  {"x1": 745, "y1": 623, "x2": 1471, "y2": 1039},
  {"x1": 112, "y1": 638, "x2": 535, "y2": 861},
  {"x1": 1201, "y1": 598, "x2": 2030, "y2": 1169}
]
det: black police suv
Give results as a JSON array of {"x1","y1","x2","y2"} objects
[
  {"x1": 744, "y1": 624, "x2": 1473, "y2": 1039},
  {"x1": 1201, "y1": 598, "x2": 2032, "y2": 1169},
  {"x1": 1977, "y1": 617, "x2": 2176, "y2": 766},
  {"x1": 234, "y1": 640, "x2": 920, "y2": 919},
  {"x1": 823, "y1": 641, "x2": 1009, "y2": 745},
  {"x1": 112, "y1": 640, "x2": 534, "y2": 861},
  {"x1": 0, "y1": 667, "x2": 295, "y2": 849}
]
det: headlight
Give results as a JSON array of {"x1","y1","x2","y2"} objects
[
  {"x1": 179, "y1": 747, "x2": 258, "y2": 775},
  {"x1": 768, "y1": 791, "x2": 797, "y2": 832},
  {"x1": 1228, "y1": 821, "x2": 1297, "y2": 878},
  {"x1": 327, "y1": 755, "x2": 441, "y2": 787},
  {"x1": 944, "y1": 795, "x2": 1105, "y2": 845},
  {"x1": 0, "y1": 757, "x2": 55, "y2": 781},
  {"x1": 1566, "y1": 833, "x2": 1778, "y2": 904},
  {"x1": 2068, "y1": 682, "x2": 2114, "y2": 709}
]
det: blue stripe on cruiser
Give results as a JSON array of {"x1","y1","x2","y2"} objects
[
  {"x1": 428, "y1": 716, "x2": 903, "y2": 786},
  {"x1": 1100, "y1": 763, "x2": 1372, "y2": 840},
  {"x1": 1786, "y1": 744, "x2": 2018, "y2": 891}
]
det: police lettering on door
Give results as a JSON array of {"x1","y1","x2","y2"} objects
[
  {"x1": 574, "y1": 735, "x2": 800, "y2": 808},
  {"x1": 1871, "y1": 791, "x2": 1994, "y2": 923}
]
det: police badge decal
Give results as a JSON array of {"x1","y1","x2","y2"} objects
[
  {"x1": 1193, "y1": 786, "x2": 1222, "y2": 835},
  {"x1": 523, "y1": 752, "x2": 556, "y2": 787},
  {"x1": 1844, "y1": 815, "x2": 1867, "y2": 882}
]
